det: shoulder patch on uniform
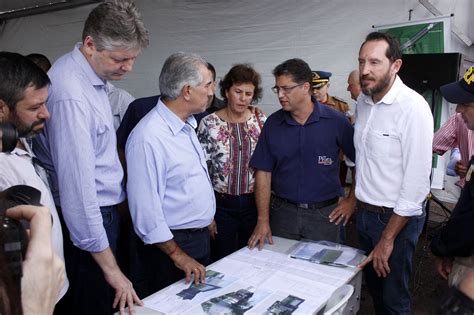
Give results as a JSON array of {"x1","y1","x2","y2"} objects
[{"x1": 332, "y1": 96, "x2": 348, "y2": 104}]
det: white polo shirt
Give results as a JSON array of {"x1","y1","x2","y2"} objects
[{"x1": 354, "y1": 76, "x2": 433, "y2": 217}]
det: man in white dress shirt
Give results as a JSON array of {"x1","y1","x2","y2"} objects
[{"x1": 355, "y1": 32, "x2": 433, "y2": 315}]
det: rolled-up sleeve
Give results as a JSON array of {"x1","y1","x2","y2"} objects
[
  {"x1": 48, "y1": 99, "x2": 109, "y2": 252},
  {"x1": 126, "y1": 138, "x2": 173, "y2": 244}
]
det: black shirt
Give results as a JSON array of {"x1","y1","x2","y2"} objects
[{"x1": 431, "y1": 156, "x2": 474, "y2": 257}]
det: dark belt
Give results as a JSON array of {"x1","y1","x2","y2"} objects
[
  {"x1": 171, "y1": 227, "x2": 207, "y2": 233},
  {"x1": 274, "y1": 195, "x2": 338, "y2": 209},
  {"x1": 214, "y1": 191, "x2": 254, "y2": 199},
  {"x1": 357, "y1": 200, "x2": 393, "y2": 214}
]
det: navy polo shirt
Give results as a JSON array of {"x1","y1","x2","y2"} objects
[
  {"x1": 250, "y1": 100, "x2": 355, "y2": 204},
  {"x1": 116, "y1": 95, "x2": 160, "y2": 150}
]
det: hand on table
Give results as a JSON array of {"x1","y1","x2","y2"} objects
[
  {"x1": 247, "y1": 221, "x2": 273, "y2": 250},
  {"x1": 171, "y1": 251, "x2": 206, "y2": 285},
  {"x1": 104, "y1": 268, "x2": 142, "y2": 315}
]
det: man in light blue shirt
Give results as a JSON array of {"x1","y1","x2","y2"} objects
[
  {"x1": 126, "y1": 52, "x2": 216, "y2": 298},
  {"x1": 34, "y1": 1, "x2": 148, "y2": 314}
]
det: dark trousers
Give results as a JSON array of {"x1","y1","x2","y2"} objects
[
  {"x1": 270, "y1": 196, "x2": 340, "y2": 243},
  {"x1": 211, "y1": 192, "x2": 257, "y2": 262},
  {"x1": 129, "y1": 228, "x2": 210, "y2": 299},
  {"x1": 356, "y1": 208, "x2": 425, "y2": 315},
  {"x1": 54, "y1": 206, "x2": 120, "y2": 315}
]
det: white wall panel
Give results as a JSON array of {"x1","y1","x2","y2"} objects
[{"x1": 0, "y1": 0, "x2": 472, "y2": 114}]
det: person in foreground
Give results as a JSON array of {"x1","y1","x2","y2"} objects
[
  {"x1": 0, "y1": 51, "x2": 69, "y2": 306},
  {"x1": 437, "y1": 270, "x2": 474, "y2": 314},
  {"x1": 0, "y1": 205, "x2": 65, "y2": 315},
  {"x1": 431, "y1": 66, "x2": 474, "y2": 288},
  {"x1": 355, "y1": 32, "x2": 433, "y2": 315}
]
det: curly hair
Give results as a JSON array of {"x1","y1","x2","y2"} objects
[{"x1": 220, "y1": 64, "x2": 262, "y2": 104}]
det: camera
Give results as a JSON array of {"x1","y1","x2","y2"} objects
[
  {"x1": 0, "y1": 185, "x2": 42, "y2": 294},
  {"x1": 0, "y1": 122, "x2": 18, "y2": 153},
  {"x1": 0, "y1": 123, "x2": 41, "y2": 293}
]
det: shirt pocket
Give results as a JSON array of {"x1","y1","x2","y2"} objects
[{"x1": 365, "y1": 129, "x2": 400, "y2": 158}]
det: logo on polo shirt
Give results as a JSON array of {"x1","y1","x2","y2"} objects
[{"x1": 318, "y1": 156, "x2": 333, "y2": 165}]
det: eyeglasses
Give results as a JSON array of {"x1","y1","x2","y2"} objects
[{"x1": 271, "y1": 83, "x2": 305, "y2": 94}]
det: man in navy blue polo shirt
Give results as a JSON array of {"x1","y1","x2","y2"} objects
[{"x1": 247, "y1": 58, "x2": 356, "y2": 250}]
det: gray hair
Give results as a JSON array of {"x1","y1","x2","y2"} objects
[
  {"x1": 82, "y1": 0, "x2": 149, "y2": 51},
  {"x1": 159, "y1": 52, "x2": 208, "y2": 100}
]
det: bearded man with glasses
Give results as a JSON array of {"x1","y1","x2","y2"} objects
[{"x1": 247, "y1": 58, "x2": 356, "y2": 250}]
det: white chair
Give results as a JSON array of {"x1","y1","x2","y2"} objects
[{"x1": 323, "y1": 284, "x2": 355, "y2": 315}]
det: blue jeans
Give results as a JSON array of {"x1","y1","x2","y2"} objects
[
  {"x1": 270, "y1": 197, "x2": 340, "y2": 242},
  {"x1": 356, "y1": 208, "x2": 425, "y2": 315},
  {"x1": 54, "y1": 206, "x2": 120, "y2": 315},
  {"x1": 212, "y1": 192, "x2": 257, "y2": 261}
]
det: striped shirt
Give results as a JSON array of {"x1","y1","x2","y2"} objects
[{"x1": 433, "y1": 113, "x2": 474, "y2": 188}]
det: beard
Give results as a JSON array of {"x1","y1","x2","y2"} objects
[
  {"x1": 360, "y1": 69, "x2": 391, "y2": 97},
  {"x1": 9, "y1": 112, "x2": 45, "y2": 138}
]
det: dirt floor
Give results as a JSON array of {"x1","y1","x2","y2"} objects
[{"x1": 345, "y1": 197, "x2": 455, "y2": 314}]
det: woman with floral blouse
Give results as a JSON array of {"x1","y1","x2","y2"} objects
[{"x1": 197, "y1": 64, "x2": 266, "y2": 261}]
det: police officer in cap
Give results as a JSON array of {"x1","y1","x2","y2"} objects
[{"x1": 312, "y1": 70, "x2": 354, "y2": 123}]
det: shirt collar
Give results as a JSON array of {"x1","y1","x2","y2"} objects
[
  {"x1": 156, "y1": 97, "x2": 197, "y2": 135},
  {"x1": 10, "y1": 138, "x2": 33, "y2": 157},
  {"x1": 378, "y1": 75, "x2": 402, "y2": 105},
  {"x1": 361, "y1": 75, "x2": 402, "y2": 106},
  {"x1": 71, "y1": 42, "x2": 107, "y2": 88},
  {"x1": 279, "y1": 96, "x2": 330, "y2": 126}
]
